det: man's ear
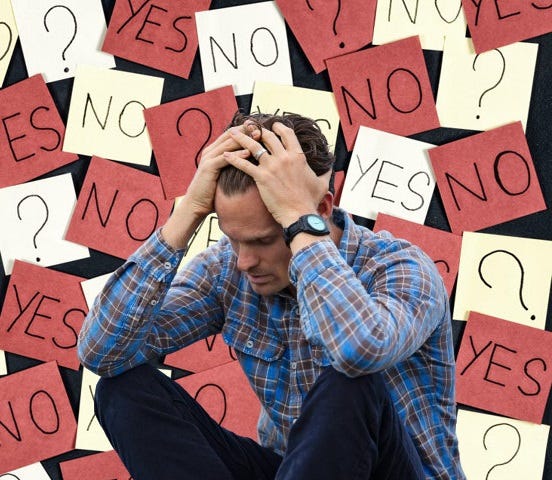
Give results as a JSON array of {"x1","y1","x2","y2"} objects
[{"x1": 317, "y1": 191, "x2": 334, "y2": 220}]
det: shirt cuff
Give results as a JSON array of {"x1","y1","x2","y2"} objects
[
  {"x1": 128, "y1": 228, "x2": 186, "y2": 282},
  {"x1": 288, "y1": 238, "x2": 342, "y2": 286}
]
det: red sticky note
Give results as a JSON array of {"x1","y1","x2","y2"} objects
[
  {"x1": 276, "y1": 0, "x2": 376, "y2": 73},
  {"x1": 66, "y1": 157, "x2": 173, "y2": 259},
  {"x1": 333, "y1": 170, "x2": 346, "y2": 206},
  {"x1": 60, "y1": 450, "x2": 130, "y2": 480},
  {"x1": 144, "y1": 86, "x2": 238, "y2": 199},
  {"x1": 177, "y1": 361, "x2": 261, "y2": 440},
  {"x1": 0, "y1": 74, "x2": 79, "y2": 188},
  {"x1": 373, "y1": 213, "x2": 461, "y2": 296},
  {"x1": 326, "y1": 36, "x2": 440, "y2": 151},
  {"x1": 462, "y1": 0, "x2": 552, "y2": 54},
  {"x1": 0, "y1": 260, "x2": 88, "y2": 370},
  {"x1": 456, "y1": 311, "x2": 552, "y2": 424},
  {"x1": 0, "y1": 361, "x2": 77, "y2": 473},
  {"x1": 429, "y1": 121, "x2": 546, "y2": 234},
  {"x1": 103, "y1": 0, "x2": 211, "y2": 79},
  {"x1": 164, "y1": 334, "x2": 236, "y2": 373}
]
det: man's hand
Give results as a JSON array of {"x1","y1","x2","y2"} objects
[{"x1": 224, "y1": 122, "x2": 331, "y2": 227}]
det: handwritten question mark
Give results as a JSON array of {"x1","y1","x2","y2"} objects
[
  {"x1": 472, "y1": 49, "x2": 506, "y2": 120},
  {"x1": 0, "y1": 21, "x2": 13, "y2": 62},
  {"x1": 306, "y1": 0, "x2": 345, "y2": 49},
  {"x1": 483, "y1": 422, "x2": 521, "y2": 480},
  {"x1": 176, "y1": 108, "x2": 213, "y2": 168},
  {"x1": 478, "y1": 249, "x2": 535, "y2": 320},
  {"x1": 43, "y1": 5, "x2": 77, "y2": 73},
  {"x1": 17, "y1": 194, "x2": 49, "y2": 263}
]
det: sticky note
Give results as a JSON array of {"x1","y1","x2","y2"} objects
[
  {"x1": 145, "y1": 85, "x2": 238, "y2": 199},
  {"x1": 103, "y1": 0, "x2": 211, "y2": 79},
  {"x1": 339, "y1": 125, "x2": 435, "y2": 224},
  {"x1": 0, "y1": 173, "x2": 90, "y2": 275},
  {"x1": 456, "y1": 311, "x2": 552, "y2": 424},
  {"x1": 0, "y1": 0, "x2": 18, "y2": 86},
  {"x1": 60, "y1": 449, "x2": 130, "y2": 480},
  {"x1": 275, "y1": 0, "x2": 376, "y2": 73},
  {"x1": 63, "y1": 64, "x2": 164, "y2": 166},
  {"x1": 0, "y1": 260, "x2": 88, "y2": 370},
  {"x1": 196, "y1": 2, "x2": 292, "y2": 96},
  {"x1": 453, "y1": 232, "x2": 552, "y2": 329},
  {"x1": 327, "y1": 36, "x2": 440, "y2": 150},
  {"x1": 0, "y1": 361, "x2": 77, "y2": 473},
  {"x1": 66, "y1": 156, "x2": 174, "y2": 260}
]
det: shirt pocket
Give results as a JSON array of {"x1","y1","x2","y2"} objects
[{"x1": 222, "y1": 320, "x2": 285, "y2": 406}]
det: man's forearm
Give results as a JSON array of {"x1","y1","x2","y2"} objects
[{"x1": 161, "y1": 194, "x2": 207, "y2": 250}]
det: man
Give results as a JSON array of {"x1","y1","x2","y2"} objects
[{"x1": 78, "y1": 112, "x2": 466, "y2": 479}]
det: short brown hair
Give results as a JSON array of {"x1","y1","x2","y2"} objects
[{"x1": 217, "y1": 111, "x2": 335, "y2": 196}]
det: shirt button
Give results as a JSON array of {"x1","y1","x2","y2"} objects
[
  {"x1": 246, "y1": 340, "x2": 254, "y2": 348},
  {"x1": 290, "y1": 362, "x2": 297, "y2": 369},
  {"x1": 150, "y1": 299, "x2": 158, "y2": 306},
  {"x1": 164, "y1": 261, "x2": 172, "y2": 270}
]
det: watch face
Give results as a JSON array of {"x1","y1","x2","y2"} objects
[{"x1": 306, "y1": 214, "x2": 327, "y2": 231}]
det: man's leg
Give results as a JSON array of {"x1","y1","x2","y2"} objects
[
  {"x1": 276, "y1": 367, "x2": 425, "y2": 480},
  {"x1": 94, "y1": 363, "x2": 282, "y2": 480}
]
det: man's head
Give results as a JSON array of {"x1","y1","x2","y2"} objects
[{"x1": 214, "y1": 111, "x2": 336, "y2": 296}]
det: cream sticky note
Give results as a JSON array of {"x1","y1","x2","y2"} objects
[
  {"x1": 63, "y1": 65, "x2": 164, "y2": 165},
  {"x1": 178, "y1": 211, "x2": 223, "y2": 269},
  {"x1": 251, "y1": 81, "x2": 340, "y2": 154},
  {"x1": 195, "y1": 2, "x2": 292, "y2": 96},
  {"x1": 456, "y1": 409, "x2": 549, "y2": 480},
  {"x1": 0, "y1": 0, "x2": 18, "y2": 86},
  {"x1": 436, "y1": 36, "x2": 538, "y2": 131},
  {"x1": 0, "y1": 350, "x2": 6, "y2": 375},
  {"x1": 339, "y1": 125, "x2": 435, "y2": 223},
  {"x1": 1, "y1": 462, "x2": 53, "y2": 479},
  {"x1": 10, "y1": 0, "x2": 115, "y2": 83},
  {"x1": 453, "y1": 231, "x2": 552, "y2": 329},
  {"x1": 80, "y1": 273, "x2": 112, "y2": 308},
  {"x1": 0, "y1": 173, "x2": 90, "y2": 275},
  {"x1": 373, "y1": 0, "x2": 467, "y2": 50}
]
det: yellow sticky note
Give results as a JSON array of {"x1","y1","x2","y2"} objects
[
  {"x1": 373, "y1": 0, "x2": 466, "y2": 50},
  {"x1": 63, "y1": 65, "x2": 164, "y2": 165},
  {"x1": 453, "y1": 231, "x2": 552, "y2": 329},
  {"x1": 251, "y1": 81, "x2": 340, "y2": 154},
  {"x1": 436, "y1": 37, "x2": 538, "y2": 131},
  {"x1": 0, "y1": 0, "x2": 18, "y2": 86},
  {"x1": 456, "y1": 409, "x2": 549, "y2": 480}
]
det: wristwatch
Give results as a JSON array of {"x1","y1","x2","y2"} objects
[{"x1": 283, "y1": 214, "x2": 330, "y2": 246}]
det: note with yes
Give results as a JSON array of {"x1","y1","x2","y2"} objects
[
  {"x1": 0, "y1": 361, "x2": 77, "y2": 473},
  {"x1": 373, "y1": 213, "x2": 461, "y2": 297},
  {"x1": 195, "y1": 2, "x2": 292, "y2": 96},
  {"x1": 453, "y1": 232, "x2": 552, "y2": 329},
  {"x1": 251, "y1": 81, "x2": 340, "y2": 155},
  {"x1": 436, "y1": 36, "x2": 538, "y2": 131},
  {"x1": 103, "y1": 0, "x2": 211, "y2": 79},
  {"x1": 456, "y1": 409, "x2": 549, "y2": 480},
  {"x1": 429, "y1": 121, "x2": 546, "y2": 234},
  {"x1": 461, "y1": 0, "x2": 552, "y2": 53},
  {"x1": 0, "y1": 0, "x2": 18, "y2": 86},
  {"x1": 10, "y1": 0, "x2": 115, "y2": 83},
  {"x1": 456, "y1": 311, "x2": 552, "y2": 424},
  {"x1": 339, "y1": 126, "x2": 435, "y2": 224},
  {"x1": 327, "y1": 36, "x2": 439, "y2": 151},
  {"x1": 373, "y1": 0, "x2": 466, "y2": 50},
  {"x1": 66, "y1": 156, "x2": 174, "y2": 260},
  {"x1": 63, "y1": 64, "x2": 164, "y2": 166},
  {"x1": 275, "y1": 0, "x2": 376, "y2": 73},
  {"x1": 178, "y1": 211, "x2": 223, "y2": 269},
  {"x1": 0, "y1": 260, "x2": 88, "y2": 370},
  {"x1": 0, "y1": 173, "x2": 90, "y2": 275},
  {"x1": 145, "y1": 85, "x2": 238, "y2": 199},
  {"x1": 0, "y1": 74, "x2": 79, "y2": 189}
]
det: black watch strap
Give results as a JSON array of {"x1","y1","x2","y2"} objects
[{"x1": 283, "y1": 214, "x2": 330, "y2": 247}]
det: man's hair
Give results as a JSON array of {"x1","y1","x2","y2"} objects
[{"x1": 217, "y1": 111, "x2": 335, "y2": 196}]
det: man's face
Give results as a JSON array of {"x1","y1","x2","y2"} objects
[{"x1": 214, "y1": 186, "x2": 292, "y2": 296}]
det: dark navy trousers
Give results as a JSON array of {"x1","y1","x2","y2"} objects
[{"x1": 95, "y1": 363, "x2": 425, "y2": 480}]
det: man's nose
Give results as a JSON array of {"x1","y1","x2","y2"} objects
[{"x1": 236, "y1": 245, "x2": 259, "y2": 271}]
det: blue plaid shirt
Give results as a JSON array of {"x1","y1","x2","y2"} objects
[{"x1": 78, "y1": 209, "x2": 465, "y2": 479}]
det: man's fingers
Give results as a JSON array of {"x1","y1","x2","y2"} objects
[
  {"x1": 271, "y1": 122, "x2": 303, "y2": 153},
  {"x1": 223, "y1": 151, "x2": 259, "y2": 178}
]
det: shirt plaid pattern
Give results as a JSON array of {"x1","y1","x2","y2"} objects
[{"x1": 78, "y1": 209, "x2": 465, "y2": 479}]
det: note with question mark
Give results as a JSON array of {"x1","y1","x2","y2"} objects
[
  {"x1": 0, "y1": 173, "x2": 90, "y2": 275},
  {"x1": 144, "y1": 85, "x2": 238, "y2": 199},
  {"x1": 436, "y1": 36, "x2": 538, "y2": 131},
  {"x1": 456, "y1": 409, "x2": 549, "y2": 480},
  {"x1": 453, "y1": 231, "x2": 552, "y2": 329},
  {"x1": 10, "y1": 0, "x2": 114, "y2": 83},
  {"x1": 0, "y1": 0, "x2": 18, "y2": 86}
]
